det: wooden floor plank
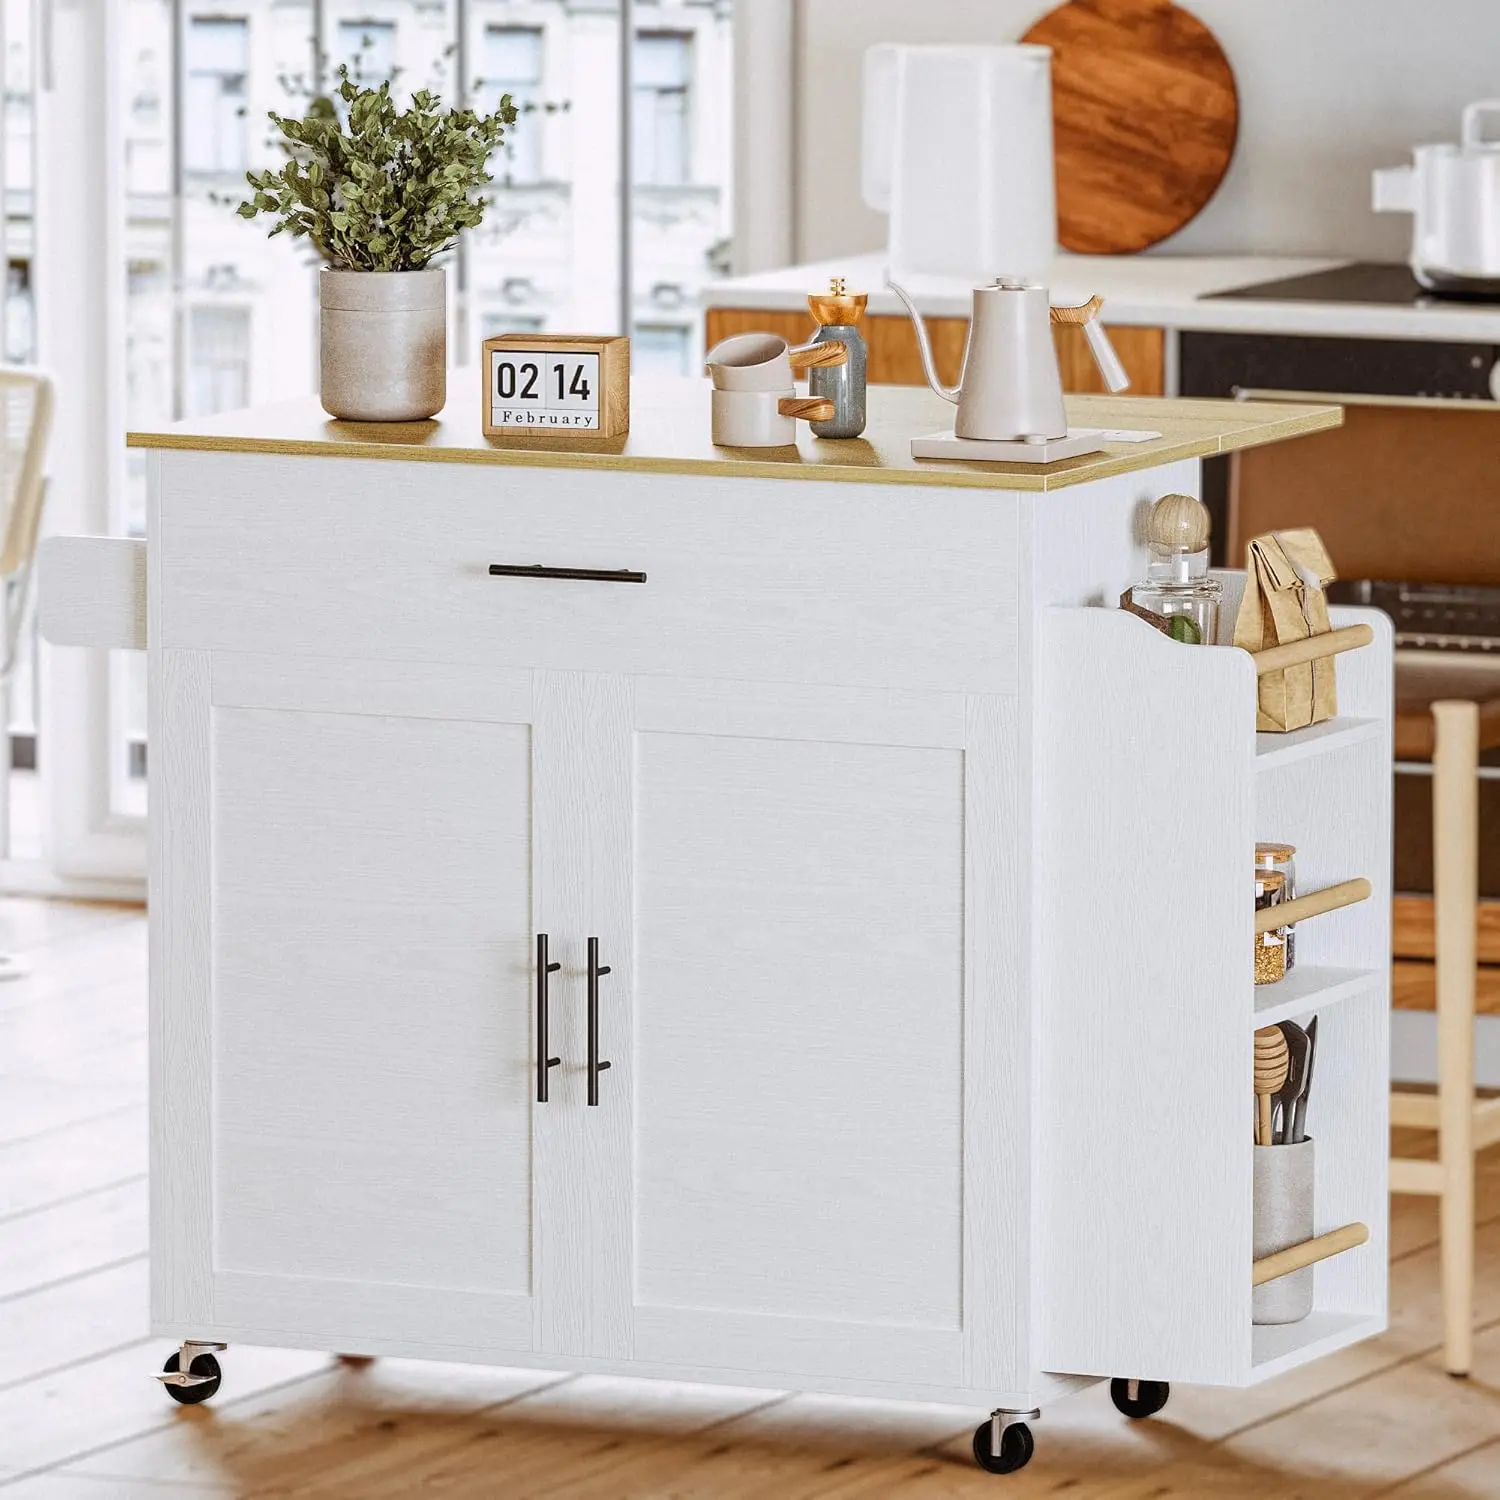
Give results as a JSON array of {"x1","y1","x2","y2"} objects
[
  {"x1": 2, "y1": 1476, "x2": 233, "y2": 1497},
  {"x1": 0, "y1": 919, "x2": 146, "y2": 1018},
  {"x1": 0, "y1": 1076, "x2": 145, "y2": 1146},
  {"x1": 0, "y1": 976, "x2": 145, "y2": 1072},
  {"x1": 0, "y1": 1105, "x2": 146, "y2": 1221},
  {"x1": 0, "y1": 1179, "x2": 147, "y2": 1301},
  {"x1": 0, "y1": 1339, "x2": 332, "y2": 1477},
  {"x1": 63, "y1": 1358, "x2": 571, "y2": 1490},
  {"x1": 0, "y1": 1260, "x2": 149, "y2": 1391}
]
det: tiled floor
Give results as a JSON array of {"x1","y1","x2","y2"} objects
[{"x1": 0, "y1": 899, "x2": 1498, "y2": 1497}]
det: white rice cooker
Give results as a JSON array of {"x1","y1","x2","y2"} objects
[{"x1": 1374, "y1": 101, "x2": 1500, "y2": 295}]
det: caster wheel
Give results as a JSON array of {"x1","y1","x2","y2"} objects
[
  {"x1": 161, "y1": 1351, "x2": 221, "y2": 1405},
  {"x1": 971, "y1": 1420, "x2": 1034, "y2": 1474},
  {"x1": 1110, "y1": 1377, "x2": 1169, "y2": 1419}
]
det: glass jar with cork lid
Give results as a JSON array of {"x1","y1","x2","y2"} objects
[
  {"x1": 1255, "y1": 868, "x2": 1289, "y2": 986},
  {"x1": 1256, "y1": 843, "x2": 1298, "y2": 969},
  {"x1": 1128, "y1": 493, "x2": 1224, "y2": 644}
]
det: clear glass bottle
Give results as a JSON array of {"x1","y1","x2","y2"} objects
[
  {"x1": 1129, "y1": 493, "x2": 1223, "y2": 645},
  {"x1": 1256, "y1": 842, "x2": 1298, "y2": 969}
]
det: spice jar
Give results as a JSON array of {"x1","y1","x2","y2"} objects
[
  {"x1": 1255, "y1": 869, "x2": 1288, "y2": 986},
  {"x1": 1256, "y1": 843, "x2": 1298, "y2": 969}
]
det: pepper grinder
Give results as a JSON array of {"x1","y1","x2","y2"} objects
[{"x1": 806, "y1": 277, "x2": 867, "y2": 438}]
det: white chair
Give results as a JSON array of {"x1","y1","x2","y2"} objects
[{"x1": 0, "y1": 370, "x2": 54, "y2": 978}]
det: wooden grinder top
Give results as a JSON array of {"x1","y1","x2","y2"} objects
[{"x1": 1022, "y1": 0, "x2": 1240, "y2": 254}]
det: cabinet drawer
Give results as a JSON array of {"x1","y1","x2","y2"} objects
[{"x1": 155, "y1": 451, "x2": 1019, "y2": 693}]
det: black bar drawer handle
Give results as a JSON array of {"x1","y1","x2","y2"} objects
[
  {"x1": 536, "y1": 933, "x2": 561, "y2": 1103},
  {"x1": 587, "y1": 937, "x2": 612, "y2": 1107},
  {"x1": 490, "y1": 563, "x2": 647, "y2": 584}
]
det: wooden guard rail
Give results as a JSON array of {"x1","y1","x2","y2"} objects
[
  {"x1": 1249, "y1": 623, "x2": 1374, "y2": 677},
  {"x1": 1252, "y1": 1222, "x2": 1370, "y2": 1287},
  {"x1": 1255, "y1": 877, "x2": 1371, "y2": 937}
]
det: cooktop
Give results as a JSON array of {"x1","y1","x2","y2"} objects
[{"x1": 1204, "y1": 262, "x2": 1500, "y2": 306}]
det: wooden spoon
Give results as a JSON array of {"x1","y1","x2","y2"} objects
[{"x1": 1254, "y1": 1026, "x2": 1289, "y2": 1148}]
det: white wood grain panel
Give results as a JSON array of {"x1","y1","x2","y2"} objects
[
  {"x1": 631, "y1": 1309, "x2": 963, "y2": 1386},
  {"x1": 155, "y1": 452, "x2": 1020, "y2": 694},
  {"x1": 150, "y1": 649, "x2": 214, "y2": 1330},
  {"x1": 531, "y1": 670, "x2": 635, "y2": 1361},
  {"x1": 1037, "y1": 609, "x2": 1257, "y2": 1386},
  {"x1": 962, "y1": 694, "x2": 1027, "y2": 1391},
  {"x1": 632, "y1": 676, "x2": 967, "y2": 749},
  {"x1": 38, "y1": 535, "x2": 146, "y2": 649},
  {"x1": 208, "y1": 701, "x2": 537, "y2": 1343},
  {"x1": 212, "y1": 652, "x2": 533, "y2": 724},
  {"x1": 628, "y1": 698, "x2": 966, "y2": 1385}
]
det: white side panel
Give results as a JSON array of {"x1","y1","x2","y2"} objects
[
  {"x1": 154, "y1": 452, "x2": 1021, "y2": 695},
  {"x1": 150, "y1": 649, "x2": 214, "y2": 1329},
  {"x1": 1037, "y1": 609, "x2": 1257, "y2": 1385},
  {"x1": 626, "y1": 681, "x2": 974, "y2": 1385},
  {"x1": 37, "y1": 536, "x2": 146, "y2": 649}
]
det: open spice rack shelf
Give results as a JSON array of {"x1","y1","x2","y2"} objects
[{"x1": 1037, "y1": 591, "x2": 1391, "y2": 1386}]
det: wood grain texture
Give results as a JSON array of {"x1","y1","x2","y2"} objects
[
  {"x1": 37, "y1": 536, "x2": 145, "y2": 649},
  {"x1": 129, "y1": 376, "x2": 1338, "y2": 494},
  {"x1": 1021, "y1": 0, "x2": 1239, "y2": 254},
  {"x1": 156, "y1": 453, "x2": 1022, "y2": 697},
  {"x1": 628, "y1": 684, "x2": 967, "y2": 1384},
  {"x1": 1393, "y1": 959, "x2": 1500, "y2": 1015},
  {"x1": 704, "y1": 309, "x2": 1167, "y2": 396},
  {"x1": 531, "y1": 670, "x2": 635, "y2": 1362},
  {"x1": 1394, "y1": 895, "x2": 1500, "y2": 964}
]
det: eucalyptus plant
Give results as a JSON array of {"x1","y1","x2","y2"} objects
[{"x1": 237, "y1": 65, "x2": 519, "y2": 272}]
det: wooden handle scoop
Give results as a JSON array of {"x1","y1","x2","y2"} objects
[{"x1": 1254, "y1": 1025, "x2": 1290, "y2": 1147}]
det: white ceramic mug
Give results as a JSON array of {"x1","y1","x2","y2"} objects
[
  {"x1": 711, "y1": 390, "x2": 836, "y2": 447},
  {"x1": 704, "y1": 333, "x2": 847, "y2": 392}
]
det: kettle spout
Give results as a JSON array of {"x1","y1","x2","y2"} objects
[{"x1": 887, "y1": 280, "x2": 961, "y2": 405}]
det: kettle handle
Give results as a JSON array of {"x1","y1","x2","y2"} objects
[
  {"x1": 1050, "y1": 296, "x2": 1130, "y2": 394},
  {"x1": 887, "y1": 280, "x2": 961, "y2": 405}
]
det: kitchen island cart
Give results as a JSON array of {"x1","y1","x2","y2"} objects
[{"x1": 39, "y1": 380, "x2": 1390, "y2": 1474}]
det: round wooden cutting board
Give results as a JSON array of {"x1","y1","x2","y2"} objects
[{"x1": 1021, "y1": 0, "x2": 1239, "y2": 254}]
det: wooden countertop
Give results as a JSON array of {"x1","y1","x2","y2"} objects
[{"x1": 128, "y1": 377, "x2": 1342, "y2": 493}]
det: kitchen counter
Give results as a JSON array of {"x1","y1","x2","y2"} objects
[
  {"x1": 705, "y1": 252, "x2": 1500, "y2": 345},
  {"x1": 128, "y1": 376, "x2": 1340, "y2": 494}
]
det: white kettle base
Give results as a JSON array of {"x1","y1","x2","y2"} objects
[{"x1": 911, "y1": 427, "x2": 1112, "y2": 464}]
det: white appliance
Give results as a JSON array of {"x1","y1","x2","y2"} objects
[
  {"x1": 1373, "y1": 101, "x2": 1500, "y2": 295},
  {"x1": 863, "y1": 44, "x2": 1056, "y2": 282}
]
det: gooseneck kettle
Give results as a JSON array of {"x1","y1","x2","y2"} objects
[{"x1": 889, "y1": 278, "x2": 1130, "y2": 443}]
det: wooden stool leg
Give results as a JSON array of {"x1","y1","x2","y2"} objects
[{"x1": 1432, "y1": 700, "x2": 1479, "y2": 1377}]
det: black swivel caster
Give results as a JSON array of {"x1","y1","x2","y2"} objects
[
  {"x1": 972, "y1": 1418, "x2": 1035, "y2": 1474},
  {"x1": 160, "y1": 1348, "x2": 223, "y2": 1405},
  {"x1": 1110, "y1": 1377, "x2": 1169, "y2": 1419}
]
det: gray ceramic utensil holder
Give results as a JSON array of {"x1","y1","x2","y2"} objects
[{"x1": 1253, "y1": 1138, "x2": 1315, "y2": 1324}]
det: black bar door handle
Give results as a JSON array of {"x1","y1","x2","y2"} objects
[
  {"x1": 489, "y1": 563, "x2": 646, "y2": 584},
  {"x1": 587, "y1": 937, "x2": 612, "y2": 1106},
  {"x1": 536, "y1": 933, "x2": 561, "y2": 1103}
]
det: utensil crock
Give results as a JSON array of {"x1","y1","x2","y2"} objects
[{"x1": 1252, "y1": 1138, "x2": 1315, "y2": 1325}]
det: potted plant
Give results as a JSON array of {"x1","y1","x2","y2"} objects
[{"x1": 238, "y1": 66, "x2": 518, "y2": 422}]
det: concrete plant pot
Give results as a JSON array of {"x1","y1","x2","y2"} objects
[{"x1": 319, "y1": 268, "x2": 446, "y2": 421}]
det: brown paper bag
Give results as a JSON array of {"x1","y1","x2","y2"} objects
[{"x1": 1233, "y1": 528, "x2": 1338, "y2": 732}]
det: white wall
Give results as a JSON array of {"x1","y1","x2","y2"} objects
[{"x1": 793, "y1": 0, "x2": 1500, "y2": 263}]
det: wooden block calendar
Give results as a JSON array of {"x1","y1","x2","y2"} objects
[{"x1": 481, "y1": 334, "x2": 630, "y2": 438}]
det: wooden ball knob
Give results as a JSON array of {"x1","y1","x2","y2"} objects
[
  {"x1": 1148, "y1": 493, "x2": 1211, "y2": 554},
  {"x1": 1254, "y1": 1025, "x2": 1290, "y2": 1094}
]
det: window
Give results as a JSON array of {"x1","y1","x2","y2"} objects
[
  {"x1": 183, "y1": 17, "x2": 249, "y2": 175},
  {"x1": 633, "y1": 31, "x2": 691, "y2": 187},
  {"x1": 483, "y1": 25, "x2": 544, "y2": 183},
  {"x1": 631, "y1": 322, "x2": 690, "y2": 376},
  {"x1": 337, "y1": 18, "x2": 397, "y2": 84},
  {"x1": 187, "y1": 304, "x2": 252, "y2": 416}
]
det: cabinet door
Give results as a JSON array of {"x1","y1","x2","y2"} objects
[
  {"x1": 603, "y1": 679, "x2": 1026, "y2": 1391},
  {"x1": 152, "y1": 653, "x2": 548, "y2": 1355}
]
